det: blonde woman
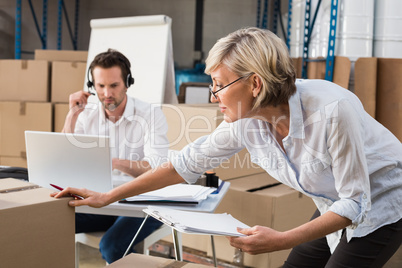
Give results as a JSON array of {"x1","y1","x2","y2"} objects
[{"x1": 54, "y1": 28, "x2": 402, "y2": 267}]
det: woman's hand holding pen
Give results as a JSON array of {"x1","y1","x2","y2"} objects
[{"x1": 50, "y1": 187, "x2": 110, "y2": 208}]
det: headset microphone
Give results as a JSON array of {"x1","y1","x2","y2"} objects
[{"x1": 86, "y1": 68, "x2": 96, "y2": 95}]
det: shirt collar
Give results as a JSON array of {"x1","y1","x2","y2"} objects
[
  {"x1": 288, "y1": 89, "x2": 305, "y2": 139},
  {"x1": 122, "y1": 96, "x2": 135, "y2": 120}
]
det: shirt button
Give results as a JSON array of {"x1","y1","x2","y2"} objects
[{"x1": 362, "y1": 193, "x2": 367, "y2": 199}]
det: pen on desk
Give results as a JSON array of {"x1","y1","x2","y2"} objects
[{"x1": 50, "y1": 183, "x2": 84, "y2": 200}]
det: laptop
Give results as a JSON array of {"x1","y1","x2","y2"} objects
[{"x1": 25, "y1": 130, "x2": 117, "y2": 193}]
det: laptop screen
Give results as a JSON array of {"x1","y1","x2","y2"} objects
[{"x1": 25, "y1": 131, "x2": 113, "y2": 193}]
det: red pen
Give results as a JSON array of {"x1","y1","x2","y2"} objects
[{"x1": 50, "y1": 183, "x2": 84, "y2": 200}]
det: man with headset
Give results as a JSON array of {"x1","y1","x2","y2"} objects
[{"x1": 62, "y1": 49, "x2": 169, "y2": 263}]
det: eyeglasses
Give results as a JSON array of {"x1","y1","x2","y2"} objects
[{"x1": 209, "y1": 76, "x2": 245, "y2": 99}]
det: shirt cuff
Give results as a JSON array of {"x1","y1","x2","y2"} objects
[
  {"x1": 329, "y1": 192, "x2": 370, "y2": 229},
  {"x1": 168, "y1": 150, "x2": 203, "y2": 184}
]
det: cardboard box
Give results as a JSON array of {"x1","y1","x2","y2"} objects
[
  {"x1": 162, "y1": 104, "x2": 222, "y2": 150},
  {"x1": 0, "y1": 178, "x2": 75, "y2": 268},
  {"x1": 0, "y1": 156, "x2": 27, "y2": 168},
  {"x1": 292, "y1": 56, "x2": 376, "y2": 117},
  {"x1": 292, "y1": 56, "x2": 351, "y2": 89},
  {"x1": 34, "y1": 49, "x2": 88, "y2": 62},
  {"x1": 210, "y1": 173, "x2": 317, "y2": 267},
  {"x1": 53, "y1": 103, "x2": 70, "y2": 132},
  {"x1": 0, "y1": 60, "x2": 50, "y2": 102},
  {"x1": 51, "y1": 61, "x2": 86, "y2": 103},
  {"x1": 354, "y1": 58, "x2": 377, "y2": 118},
  {"x1": 108, "y1": 253, "x2": 210, "y2": 267},
  {"x1": 376, "y1": 58, "x2": 402, "y2": 141},
  {"x1": 162, "y1": 104, "x2": 264, "y2": 180},
  {"x1": 0, "y1": 102, "x2": 52, "y2": 157}
]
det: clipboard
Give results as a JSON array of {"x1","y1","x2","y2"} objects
[{"x1": 143, "y1": 206, "x2": 250, "y2": 236}]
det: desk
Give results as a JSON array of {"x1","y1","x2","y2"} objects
[
  {"x1": 75, "y1": 181, "x2": 230, "y2": 216},
  {"x1": 75, "y1": 182, "x2": 230, "y2": 265}
]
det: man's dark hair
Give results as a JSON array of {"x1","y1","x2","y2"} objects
[{"x1": 89, "y1": 49, "x2": 132, "y2": 86}]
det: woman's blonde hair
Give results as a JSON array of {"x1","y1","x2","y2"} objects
[{"x1": 205, "y1": 27, "x2": 296, "y2": 109}]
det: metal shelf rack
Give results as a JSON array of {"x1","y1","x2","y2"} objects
[
  {"x1": 15, "y1": 0, "x2": 80, "y2": 59},
  {"x1": 258, "y1": 0, "x2": 338, "y2": 81},
  {"x1": 300, "y1": 0, "x2": 339, "y2": 81}
]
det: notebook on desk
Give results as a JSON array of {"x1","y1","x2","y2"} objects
[
  {"x1": 25, "y1": 130, "x2": 117, "y2": 193},
  {"x1": 119, "y1": 183, "x2": 218, "y2": 206}
]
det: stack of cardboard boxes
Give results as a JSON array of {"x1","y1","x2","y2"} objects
[
  {"x1": 0, "y1": 49, "x2": 87, "y2": 168},
  {"x1": 0, "y1": 50, "x2": 86, "y2": 266},
  {"x1": 0, "y1": 58, "x2": 51, "y2": 167},
  {"x1": 35, "y1": 49, "x2": 88, "y2": 134}
]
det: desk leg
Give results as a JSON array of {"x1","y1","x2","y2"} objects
[
  {"x1": 172, "y1": 228, "x2": 183, "y2": 261},
  {"x1": 123, "y1": 214, "x2": 149, "y2": 258},
  {"x1": 210, "y1": 235, "x2": 218, "y2": 267}
]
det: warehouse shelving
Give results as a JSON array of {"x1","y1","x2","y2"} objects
[
  {"x1": 286, "y1": 0, "x2": 339, "y2": 81},
  {"x1": 14, "y1": 0, "x2": 80, "y2": 59}
]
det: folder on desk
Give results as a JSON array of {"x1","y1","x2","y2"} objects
[
  {"x1": 143, "y1": 206, "x2": 250, "y2": 236},
  {"x1": 120, "y1": 183, "x2": 217, "y2": 205}
]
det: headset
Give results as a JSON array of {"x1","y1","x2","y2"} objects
[{"x1": 86, "y1": 53, "x2": 135, "y2": 95}]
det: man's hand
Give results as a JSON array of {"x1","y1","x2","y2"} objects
[
  {"x1": 69, "y1": 90, "x2": 92, "y2": 110},
  {"x1": 62, "y1": 91, "x2": 92, "y2": 133},
  {"x1": 112, "y1": 158, "x2": 152, "y2": 177}
]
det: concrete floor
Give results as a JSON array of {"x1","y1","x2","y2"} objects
[
  {"x1": 77, "y1": 243, "x2": 106, "y2": 268},
  {"x1": 385, "y1": 245, "x2": 402, "y2": 268}
]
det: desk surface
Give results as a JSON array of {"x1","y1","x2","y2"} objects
[{"x1": 75, "y1": 181, "x2": 230, "y2": 217}]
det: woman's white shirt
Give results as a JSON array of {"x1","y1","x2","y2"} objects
[{"x1": 170, "y1": 79, "x2": 402, "y2": 252}]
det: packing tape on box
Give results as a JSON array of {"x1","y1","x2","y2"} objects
[
  {"x1": 19, "y1": 102, "x2": 26, "y2": 115},
  {"x1": 20, "y1": 151, "x2": 27, "y2": 159},
  {"x1": 21, "y1": 60, "x2": 28, "y2": 69}
]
